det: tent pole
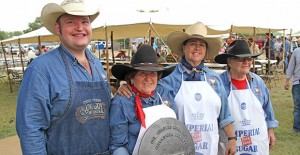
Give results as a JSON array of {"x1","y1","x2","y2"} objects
[
  {"x1": 252, "y1": 27, "x2": 256, "y2": 72},
  {"x1": 1, "y1": 42, "x2": 13, "y2": 93},
  {"x1": 105, "y1": 26, "x2": 110, "y2": 78},
  {"x1": 18, "y1": 39, "x2": 25, "y2": 74},
  {"x1": 38, "y1": 36, "x2": 42, "y2": 55},
  {"x1": 111, "y1": 31, "x2": 115, "y2": 63}
]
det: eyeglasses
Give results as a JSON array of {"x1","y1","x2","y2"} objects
[{"x1": 231, "y1": 57, "x2": 253, "y2": 62}]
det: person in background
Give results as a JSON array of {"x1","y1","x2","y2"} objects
[
  {"x1": 215, "y1": 39, "x2": 278, "y2": 154},
  {"x1": 117, "y1": 22, "x2": 236, "y2": 155},
  {"x1": 284, "y1": 38, "x2": 300, "y2": 133},
  {"x1": 110, "y1": 44, "x2": 176, "y2": 154},
  {"x1": 115, "y1": 49, "x2": 127, "y2": 60},
  {"x1": 281, "y1": 37, "x2": 290, "y2": 73},
  {"x1": 262, "y1": 33, "x2": 275, "y2": 60},
  {"x1": 131, "y1": 41, "x2": 137, "y2": 56},
  {"x1": 16, "y1": 0, "x2": 111, "y2": 154},
  {"x1": 248, "y1": 38, "x2": 260, "y2": 54},
  {"x1": 27, "y1": 47, "x2": 36, "y2": 64},
  {"x1": 41, "y1": 45, "x2": 48, "y2": 53}
]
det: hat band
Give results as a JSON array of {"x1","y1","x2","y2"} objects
[
  {"x1": 191, "y1": 34, "x2": 204, "y2": 37},
  {"x1": 133, "y1": 63, "x2": 158, "y2": 67}
]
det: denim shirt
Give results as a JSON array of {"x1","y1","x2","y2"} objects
[
  {"x1": 220, "y1": 71, "x2": 279, "y2": 128},
  {"x1": 16, "y1": 46, "x2": 111, "y2": 155},
  {"x1": 157, "y1": 63, "x2": 234, "y2": 128},
  {"x1": 110, "y1": 91, "x2": 174, "y2": 154}
]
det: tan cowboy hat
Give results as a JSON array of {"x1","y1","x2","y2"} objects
[
  {"x1": 167, "y1": 22, "x2": 222, "y2": 59},
  {"x1": 41, "y1": 0, "x2": 100, "y2": 34}
]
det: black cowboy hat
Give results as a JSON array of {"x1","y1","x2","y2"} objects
[
  {"x1": 111, "y1": 44, "x2": 176, "y2": 80},
  {"x1": 214, "y1": 39, "x2": 262, "y2": 64}
]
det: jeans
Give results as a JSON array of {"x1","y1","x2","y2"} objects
[{"x1": 292, "y1": 84, "x2": 300, "y2": 132}]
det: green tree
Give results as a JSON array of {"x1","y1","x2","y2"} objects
[{"x1": 23, "y1": 17, "x2": 43, "y2": 33}]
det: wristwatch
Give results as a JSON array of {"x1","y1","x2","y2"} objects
[{"x1": 228, "y1": 136, "x2": 237, "y2": 141}]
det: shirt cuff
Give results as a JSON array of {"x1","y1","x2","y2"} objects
[{"x1": 112, "y1": 147, "x2": 130, "y2": 155}]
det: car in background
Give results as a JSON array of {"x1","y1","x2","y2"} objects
[{"x1": 8, "y1": 46, "x2": 20, "y2": 55}]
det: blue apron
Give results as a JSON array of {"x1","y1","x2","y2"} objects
[{"x1": 46, "y1": 47, "x2": 111, "y2": 155}]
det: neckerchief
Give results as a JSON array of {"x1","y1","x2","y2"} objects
[
  {"x1": 180, "y1": 56, "x2": 204, "y2": 81},
  {"x1": 131, "y1": 85, "x2": 155, "y2": 128}
]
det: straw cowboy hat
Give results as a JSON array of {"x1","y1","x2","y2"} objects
[
  {"x1": 214, "y1": 39, "x2": 262, "y2": 64},
  {"x1": 111, "y1": 44, "x2": 176, "y2": 80},
  {"x1": 41, "y1": 0, "x2": 100, "y2": 34},
  {"x1": 167, "y1": 22, "x2": 222, "y2": 59}
]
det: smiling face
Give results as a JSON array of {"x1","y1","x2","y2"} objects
[
  {"x1": 131, "y1": 71, "x2": 158, "y2": 94},
  {"x1": 228, "y1": 57, "x2": 253, "y2": 79},
  {"x1": 182, "y1": 38, "x2": 207, "y2": 67},
  {"x1": 55, "y1": 14, "x2": 92, "y2": 53}
]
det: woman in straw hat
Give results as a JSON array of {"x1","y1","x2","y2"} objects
[
  {"x1": 109, "y1": 44, "x2": 177, "y2": 154},
  {"x1": 118, "y1": 22, "x2": 236, "y2": 155},
  {"x1": 16, "y1": 0, "x2": 111, "y2": 154},
  {"x1": 214, "y1": 39, "x2": 278, "y2": 155}
]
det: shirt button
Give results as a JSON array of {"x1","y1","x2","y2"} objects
[
  {"x1": 73, "y1": 61, "x2": 77, "y2": 65},
  {"x1": 84, "y1": 70, "x2": 87, "y2": 72}
]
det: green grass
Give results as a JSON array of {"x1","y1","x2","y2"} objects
[
  {"x1": 0, "y1": 74, "x2": 299, "y2": 154},
  {"x1": 0, "y1": 82, "x2": 19, "y2": 139}
]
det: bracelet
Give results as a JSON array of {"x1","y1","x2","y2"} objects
[{"x1": 228, "y1": 136, "x2": 237, "y2": 141}]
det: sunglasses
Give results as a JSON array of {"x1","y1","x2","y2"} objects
[{"x1": 231, "y1": 57, "x2": 253, "y2": 62}]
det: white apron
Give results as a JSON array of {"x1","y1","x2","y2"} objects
[
  {"x1": 219, "y1": 79, "x2": 269, "y2": 155},
  {"x1": 174, "y1": 73, "x2": 221, "y2": 155},
  {"x1": 132, "y1": 93, "x2": 177, "y2": 155}
]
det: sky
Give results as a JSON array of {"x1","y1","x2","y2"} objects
[{"x1": 1, "y1": 0, "x2": 300, "y2": 33}]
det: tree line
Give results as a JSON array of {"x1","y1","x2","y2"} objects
[{"x1": 0, "y1": 17, "x2": 42, "y2": 41}]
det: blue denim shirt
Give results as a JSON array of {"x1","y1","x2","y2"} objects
[
  {"x1": 220, "y1": 71, "x2": 279, "y2": 128},
  {"x1": 157, "y1": 63, "x2": 234, "y2": 128},
  {"x1": 16, "y1": 46, "x2": 111, "y2": 155},
  {"x1": 110, "y1": 91, "x2": 175, "y2": 154}
]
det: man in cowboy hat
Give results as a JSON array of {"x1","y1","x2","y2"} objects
[
  {"x1": 16, "y1": 0, "x2": 111, "y2": 154},
  {"x1": 215, "y1": 39, "x2": 278, "y2": 154},
  {"x1": 118, "y1": 22, "x2": 236, "y2": 155},
  {"x1": 110, "y1": 44, "x2": 190, "y2": 154}
]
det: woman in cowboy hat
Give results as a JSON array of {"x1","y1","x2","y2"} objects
[
  {"x1": 117, "y1": 22, "x2": 236, "y2": 155},
  {"x1": 16, "y1": 0, "x2": 111, "y2": 154},
  {"x1": 214, "y1": 39, "x2": 278, "y2": 155},
  {"x1": 109, "y1": 44, "x2": 177, "y2": 154}
]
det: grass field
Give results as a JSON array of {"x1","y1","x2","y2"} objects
[{"x1": 0, "y1": 74, "x2": 299, "y2": 154}]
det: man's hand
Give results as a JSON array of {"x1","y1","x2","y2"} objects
[
  {"x1": 284, "y1": 80, "x2": 290, "y2": 90},
  {"x1": 117, "y1": 84, "x2": 132, "y2": 98}
]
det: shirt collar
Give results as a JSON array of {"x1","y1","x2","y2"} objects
[{"x1": 60, "y1": 45, "x2": 95, "y2": 64}]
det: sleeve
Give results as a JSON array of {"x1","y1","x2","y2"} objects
[
  {"x1": 286, "y1": 50, "x2": 297, "y2": 80},
  {"x1": 16, "y1": 68, "x2": 50, "y2": 155},
  {"x1": 209, "y1": 72, "x2": 234, "y2": 128},
  {"x1": 109, "y1": 96, "x2": 130, "y2": 154},
  {"x1": 260, "y1": 80, "x2": 279, "y2": 129},
  {"x1": 217, "y1": 78, "x2": 234, "y2": 128}
]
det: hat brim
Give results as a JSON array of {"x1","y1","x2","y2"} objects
[
  {"x1": 167, "y1": 31, "x2": 221, "y2": 60},
  {"x1": 214, "y1": 52, "x2": 262, "y2": 64},
  {"x1": 41, "y1": 3, "x2": 100, "y2": 34},
  {"x1": 111, "y1": 64, "x2": 176, "y2": 80}
]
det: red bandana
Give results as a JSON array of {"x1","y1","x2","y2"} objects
[{"x1": 131, "y1": 85, "x2": 155, "y2": 128}]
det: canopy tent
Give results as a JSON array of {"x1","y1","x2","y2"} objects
[
  {"x1": 229, "y1": 26, "x2": 284, "y2": 34},
  {"x1": 1, "y1": 22, "x2": 230, "y2": 44},
  {"x1": 1, "y1": 27, "x2": 59, "y2": 45}
]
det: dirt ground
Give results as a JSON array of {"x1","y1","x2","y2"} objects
[{"x1": 0, "y1": 135, "x2": 21, "y2": 155}]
